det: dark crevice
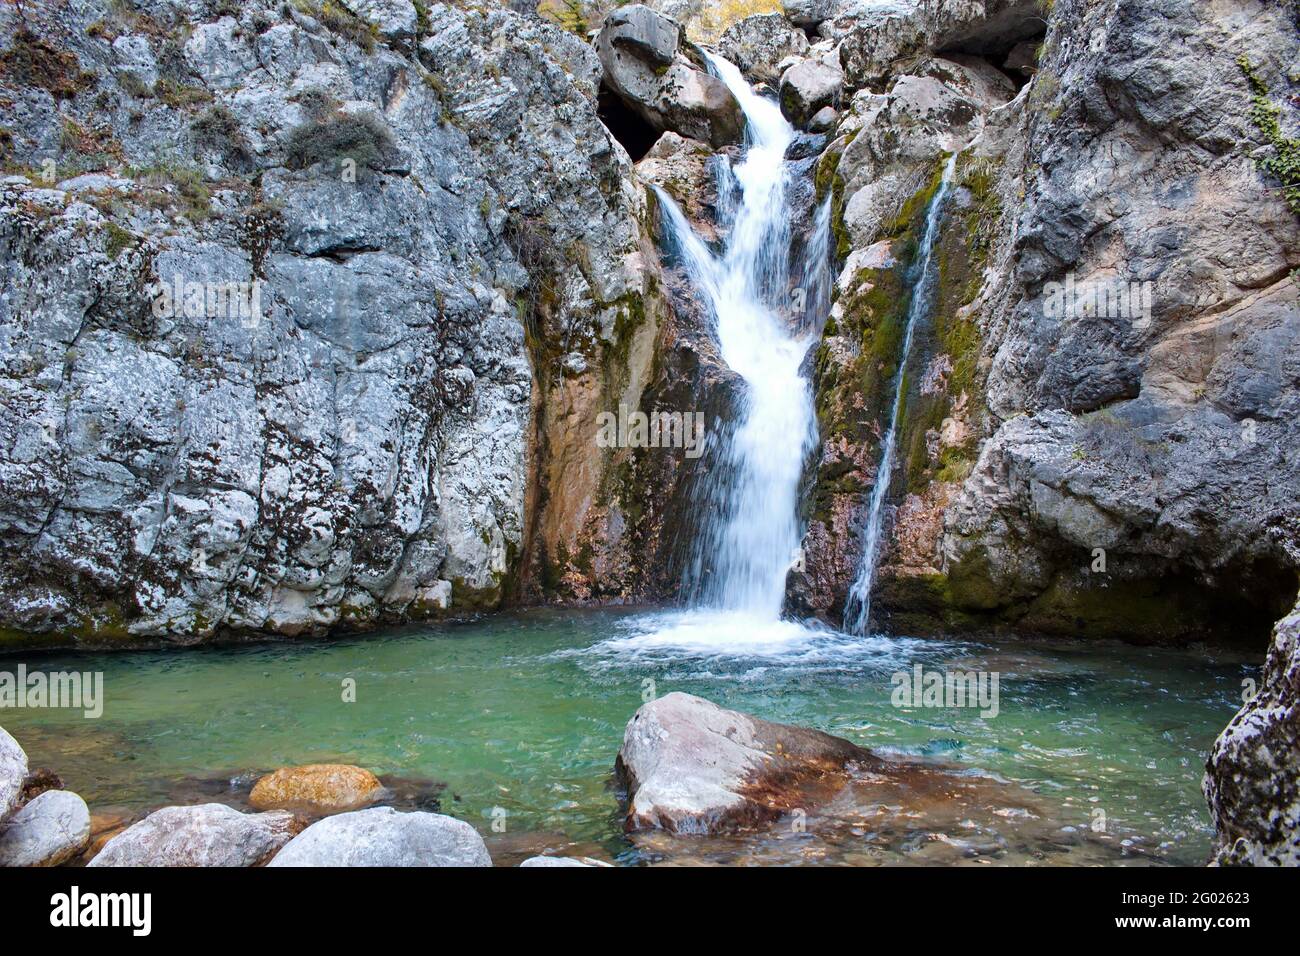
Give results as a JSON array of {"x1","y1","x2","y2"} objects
[{"x1": 598, "y1": 86, "x2": 659, "y2": 163}]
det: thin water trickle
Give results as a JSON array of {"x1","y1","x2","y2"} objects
[
  {"x1": 843, "y1": 154, "x2": 960, "y2": 636},
  {"x1": 655, "y1": 54, "x2": 819, "y2": 626}
]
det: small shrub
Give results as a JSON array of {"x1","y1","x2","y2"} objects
[
  {"x1": 0, "y1": 31, "x2": 97, "y2": 100},
  {"x1": 191, "y1": 104, "x2": 248, "y2": 161},
  {"x1": 284, "y1": 108, "x2": 396, "y2": 172},
  {"x1": 154, "y1": 77, "x2": 213, "y2": 108}
]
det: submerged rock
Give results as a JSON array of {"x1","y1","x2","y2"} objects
[
  {"x1": 249, "y1": 764, "x2": 387, "y2": 814},
  {"x1": 519, "y1": 855, "x2": 612, "y2": 867},
  {"x1": 88, "y1": 803, "x2": 299, "y2": 867},
  {"x1": 0, "y1": 727, "x2": 26, "y2": 821},
  {"x1": 1205, "y1": 598, "x2": 1300, "y2": 866},
  {"x1": 268, "y1": 806, "x2": 491, "y2": 866},
  {"x1": 0, "y1": 789, "x2": 91, "y2": 867},
  {"x1": 615, "y1": 692, "x2": 881, "y2": 833}
]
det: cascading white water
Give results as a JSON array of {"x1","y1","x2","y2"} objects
[
  {"x1": 843, "y1": 154, "x2": 960, "y2": 636},
  {"x1": 655, "y1": 54, "x2": 818, "y2": 624}
]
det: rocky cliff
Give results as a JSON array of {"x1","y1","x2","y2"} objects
[
  {"x1": 783, "y1": 0, "x2": 1300, "y2": 646},
  {"x1": 0, "y1": 0, "x2": 696, "y2": 644}
]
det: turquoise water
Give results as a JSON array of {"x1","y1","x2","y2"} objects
[{"x1": 0, "y1": 608, "x2": 1254, "y2": 865}]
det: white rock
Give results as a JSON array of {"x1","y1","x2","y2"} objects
[
  {"x1": 268, "y1": 807, "x2": 491, "y2": 867},
  {"x1": 88, "y1": 804, "x2": 297, "y2": 867},
  {"x1": 0, "y1": 726, "x2": 26, "y2": 821},
  {"x1": 0, "y1": 790, "x2": 91, "y2": 867}
]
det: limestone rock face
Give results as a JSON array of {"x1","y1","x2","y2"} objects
[
  {"x1": 0, "y1": 789, "x2": 91, "y2": 867},
  {"x1": 0, "y1": 1, "x2": 668, "y2": 644},
  {"x1": 1205, "y1": 599, "x2": 1300, "y2": 865},
  {"x1": 796, "y1": 0, "x2": 1300, "y2": 644},
  {"x1": 615, "y1": 691, "x2": 880, "y2": 833},
  {"x1": 339, "y1": 0, "x2": 419, "y2": 40},
  {"x1": 88, "y1": 804, "x2": 299, "y2": 867},
  {"x1": 248, "y1": 764, "x2": 387, "y2": 814},
  {"x1": 718, "y1": 13, "x2": 810, "y2": 86},
  {"x1": 596, "y1": 5, "x2": 745, "y2": 148},
  {"x1": 267, "y1": 806, "x2": 491, "y2": 866},
  {"x1": 0, "y1": 726, "x2": 25, "y2": 821}
]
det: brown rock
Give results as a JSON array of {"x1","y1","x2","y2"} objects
[{"x1": 249, "y1": 764, "x2": 387, "y2": 814}]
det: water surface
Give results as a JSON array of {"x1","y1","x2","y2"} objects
[{"x1": 1, "y1": 608, "x2": 1251, "y2": 866}]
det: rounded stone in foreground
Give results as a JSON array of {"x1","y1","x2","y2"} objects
[
  {"x1": 88, "y1": 803, "x2": 298, "y2": 867},
  {"x1": 0, "y1": 726, "x2": 28, "y2": 822},
  {"x1": 268, "y1": 807, "x2": 491, "y2": 867},
  {"x1": 249, "y1": 763, "x2": 387, "y2": 814},
  {"x1": 0, "y1": 789, "x2": 91, "y2": 866},
  {"x1": 519, "y1": 855, "x2": 611, "y2": 867}
]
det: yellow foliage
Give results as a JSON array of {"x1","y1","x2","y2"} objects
[{"x1": 690, "y1": 0, "x2": 784, "y2": 42}]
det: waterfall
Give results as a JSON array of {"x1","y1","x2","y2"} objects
[
  {"x1": 843, "y1": 154, "x2": 959, "y2": 636},
  {"x1": 654, "y1": 54, "x2": 818, "y2": 623}
]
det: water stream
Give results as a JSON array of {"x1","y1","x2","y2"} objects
[
  {"x1": 843, "y1": 155, "x2": 960, "y2": 636},
  {"x1": 656, "y1": 54, "x2": 817, "y2": 633}
]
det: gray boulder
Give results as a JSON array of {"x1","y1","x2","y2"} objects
[
  {"x1": 597, "y1": 5, "x2": 745, "y2": 148},
  {"x1": 88, "y1": 804, "x2": 298, "y2": 867},
  {"x1": 0, "y1": 727, "x2": 25, "y2": 821},
  {"x1": 779, "y1": 58, "x2": 844, "y2": 127},
  {"x1": 0, "y1": 789, "x2": 91, "y2": 867},
  {"x1": 615, "y1": 692, "x2": 880, "y2": 833},
  {"x1": 718, "y1": 13, "x2": 810, "y2": 85},
  {"x1": 1205, "y1": 598, "x2": 1300, "y2": 865},
  {"x1": 268, "y1": 806, "x2": 491, "y2": 866},
  {"x1": 782, "y1": 0, "x2": 838, "y2": 29}
]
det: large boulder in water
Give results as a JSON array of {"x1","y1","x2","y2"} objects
[
  {"x1": 615, "y1": 692, "x2": 881, "y2": 833},
  {"x1": 597, "y1": 5, "x2": 745, "y2": 148},
  {"x1": 88, "y1": 804, "x2": 299, "y2": 867},
  {"x1": 0, "y1": 726, "x2": 26, "y2": 822},
  {"x1": 0, "y1": 789, "x2": 91, "y2": 867},
  {"x1": 1205, "y1": 598, "x2": 1300, "y2": 865},
  {"x1": 268, "y1": 806, "x2": 491, "y2": 866},
  {"x1": 249, "y1": 764, "x2": 388, "y2": 814}
]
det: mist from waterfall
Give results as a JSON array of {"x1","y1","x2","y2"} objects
[
  {"x1": 843, "y1": 154, "x2": 960, "y2": 636},
  {"x1": 653, "y1": 54, "x2": 818, "y2": 627}
]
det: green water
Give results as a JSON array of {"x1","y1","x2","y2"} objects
[{"x1": 0, "y1": 607, "x2": 1254, "y2": 865}]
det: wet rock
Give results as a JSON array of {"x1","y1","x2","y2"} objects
[
  {"x1": 779, "y1": 59, "x2": 844, "y2": 127},
  {"x1": 519, "y1": 855, "x2": 612, "y2": 867},
  {"x1": 615, "y1": 692, "x2": 881, "y2": 833},
  {"x1": 0, "y1": 790, "x2": 91, "y2": 867},
  {"x1": 0, "y1": 726, "x2": 26, "y2": 821},
  {"x1": 636, "y1": 132, "x2": 720, "y2": 239},
  {"x1": 718, "y1": 13, "x2": 810, "y2": 86},
  {"x1": 597, "y1": 5, "x2": 745, "y2": 148},
  {"x1": 19, "y1": 768, "x2": 64, "y2": 803},
  {"x1": 88, "y1": 803, "x2": 299, "y2": 867},
  {"x1": 268, "y1": 806, "x2": 491, "y2": 866},
  {"x1": 1206, "y1": 599, "x2": 1300, "y2": 865},
  {"x1": 249, "y1": 764, "x2": 387, "y2": 814}
]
